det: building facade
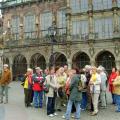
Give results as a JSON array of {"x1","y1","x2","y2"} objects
[{"x1": 0, "y1": 0, "x2": 120, "y2": 77}]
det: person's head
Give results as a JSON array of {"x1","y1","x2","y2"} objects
[
  {"x1": 80, "y1": 69, "x2": 85, "y2": 74},
  {"x1": 49, "y1": 66, "x2": 55, "y2": 75},
  {"x1": 59, "y1": 67, "x2": 65, "y2": 74},
  {"x1": 68, "y1": 69, "x2": 76, "y2": 77},
  {"x1": 44, "y1": 68, "x2": 49, "y2": 75},
  {"x1": 116, "y1": 69, "x2": 120, "y2": 76},
  {"x1": 64, "y1": 65, "x2": 68, "y2": 71},
  {"x1": 26, "y1": 68, "x2": 33, "y2": 75},
  {"x1": 3, "y1": 64, "x2": 9, "y2": 71},
  {"x1": 91, "y1": 66, "x2": 97, "y2": 74},
  {"x1": 55, "y1": 66, "x2": 60, "y2": 75},
  {"x1": 112, "y1": 67, "x2": 116, "y2": 73},
  {"x1": 85, "y1": 65, "x2": 91, "y2": 72},
  {"x1": 35, "y1": 67, "x2": 42, "y2": 74}
]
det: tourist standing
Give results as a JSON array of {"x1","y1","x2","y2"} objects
[
  {"x1": 32, "y1": 67, "x2": 44, "y2": 108},
  {"x1": 0, "y1": 64, "x2": 11, "y2": 104},
  {"x1": 23, "y1": 68, "x2": 33, "y2": 107},
  {"x1": 113, "y1": 69, "x2": 120, "y2": 112},
  {"x1": 89, "y1": 66, "x2": 101, "y2": 116},
  {"x1": 108, "y1": 67, "x2": 117, "y2": 104}
]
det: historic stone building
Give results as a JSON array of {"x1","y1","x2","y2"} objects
[{"x1": 0, "y1": 0, "x2": 120, "y2": 78}]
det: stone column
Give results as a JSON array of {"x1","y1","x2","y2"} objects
[
  {"x1": 66, "y1": 0, "x2": 72, "y2": 41},
  {"x1": 9, "y1": 57, "x2": 13, "y2": 81},
  {"x1": 88, "y1": 0, "x2": 93, "y2": 10},
  {"x1": 67, "y1": 58, "x2": 72, "y2": 69},
  {"x1": 115, "y1": 60, "x2": 120, "y2": 69},
  {"x1": 19, "y1": 15, "x2": 24, "y2": 45},
  {"x1": 35, "y1": 15, "x2": 39, "y2": 39},
  {"x1": 90, "y1": 59, "x2": 95, "y2": 66}
]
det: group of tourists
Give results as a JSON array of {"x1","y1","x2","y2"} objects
[{"x1": 0, "y1": 63, "x2": 120, "y2": 120}]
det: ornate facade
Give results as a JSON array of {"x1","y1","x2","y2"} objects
[{"x1": 0, "y1": 0, "x2": 120, "y2": 77}]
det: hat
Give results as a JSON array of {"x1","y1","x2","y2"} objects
[
  {"x1": 35, "y1": 67, "x2": 42, "y2": 71},
  {"x1": 3, "y1": 64, "x2": 8, "y2": 67}
]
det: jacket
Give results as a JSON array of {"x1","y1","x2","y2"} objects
[
  {"x1": 69, "y1": 74, "x2": 82, "y2": 102},
  {"x1": 113, "y1": 76, "x2": 120, "y2": 95},
  {"x1": 32, "y1": 73, "x2": 44, "y2": 91},
  {"x1": 89, "y1": 73, "x2": 101, "y2": 94},
  {"x1": 0, "y1": 69, "x2": 11, "y2": 85},
  {"x1": 45, "y1": 74, "x2": 58, "y2": 97}
]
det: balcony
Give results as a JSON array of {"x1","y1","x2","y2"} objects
[{"x1": 4, "y1": 28, "x2": 67, "y2": 48}]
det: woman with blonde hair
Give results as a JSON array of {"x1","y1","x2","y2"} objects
[{"x1": 89, "y1": 66, "x2": 101, "y2": 115}]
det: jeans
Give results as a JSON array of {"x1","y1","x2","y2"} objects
[
  {"x1": 0, "y1": 85, "x2": 8, "y2": 102},
  {"x1": 47, "y1": 97, "x2": 55, "y2": 115},
  {"x1": 65, "y1": 100, "x2": 81, "y2": 120},
  {"x1": 112, "y1": 93, "x2": 116, "y2": 104},
  {"x1": 33, "y1": 91, "x2": 43, "y2": 108},
  {"x1": 81, "y1": 92, "x2": 87, "y2": 109},
  {"x1": 115, "y1": 94, "x2": 120, "y2": 111}
]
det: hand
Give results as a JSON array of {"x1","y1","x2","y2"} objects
[{"x1": 89, "y1": 81, "x2": 94, "y2": 85}]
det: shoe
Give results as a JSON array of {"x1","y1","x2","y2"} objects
[
  {"x1": 71, "y1": 115, "x2": 75, "y2": 118},
  {"x1": 48, "y1": 114, "x2": 54, "y2": 117},
  {"x1": 57, "y1": 109, "x2": 62, "y2": 112},
  {"x1": 100, "y1": 106, "x2": 107, "y2": 109},
  {"x1": 54, "y1": 112, "x2": 58, "y2": 116},
  {"x1": 90, "y1": 111, "x2": 98, "y2": 116},
  {"x1": 4, "y1": 101, "x2": 8, "y2": 104},
  {"x1": 62, "y1": 115, "x2": 65, "y2": 119},
  {"x1": 115, "y1": 110, "x2": 120, "y2": 112},
  {"x1": 81, "y1": 108, "x2": 86, "y2": 111},
  {"x1": 0, "y1": 101, "x2": 3, "y2": 104}
]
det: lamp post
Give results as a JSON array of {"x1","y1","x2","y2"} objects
[{"x1": 48, "y1": 21, "x2": 57, "y2": 67}]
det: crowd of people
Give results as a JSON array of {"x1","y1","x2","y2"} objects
[{"x1": 0, "y1": 64, "x2": 120, "y2": 120}]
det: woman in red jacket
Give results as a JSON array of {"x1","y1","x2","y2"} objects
[{"x1": 108, "y1": 67, "x2": 117, "y2": 104}]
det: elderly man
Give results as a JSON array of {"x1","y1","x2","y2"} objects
[{"x1": 0, "y1": 64, "x2": 11, "y2": 104}]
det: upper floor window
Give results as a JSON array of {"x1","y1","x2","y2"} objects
[
  {"x1": 94, "y1": 17, "x2": 113, "y2": 39},
  {"x1": 24, "y1": 15, "x2": 35, "y2": 39},
  {"x1": 72, "y1": 20, "x2": 88, "y2": 40},
  {"x1": 11, "y1": 16, "x2": 20, "y2": 40},
  {"x1": 57, "y1": 9, "x2": 66, "y2": 35},
  {"x1": 40, "y1": 12, "x2": 52, "y2": 37},
  {"x1": 93, "y1": 0, "x2": 112, "y2": 10},
  {"x1": 117, "y1": 0, "x2": 120, "y2": 7},
  {"x1": 70, "y1": 0, "x2": 88, "y2": 13}
]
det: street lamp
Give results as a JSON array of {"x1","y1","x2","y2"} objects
[{"x1": 48, "y1": 21, "x2": 57, "y2": 67}]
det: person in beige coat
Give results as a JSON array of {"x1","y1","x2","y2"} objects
[{"x1": 46, "y1": 67, "x2": 59, "y2": 117}]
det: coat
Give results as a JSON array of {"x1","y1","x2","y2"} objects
[
  {"x1": 0, "y1": 69, "x2": 11, "y2": 85},
  {"x1": 32, "y1": 73, "x2": 44, "y2": 92},
  {"x1": 89, "y1": 73, "x2": 101, "y2": 94},
  {"x1": 113, "y1": 76, "x2": 120, "y2": 95},
  {"x1": 45, "y1": 75, "x2": 58, "y2": 98},
  {"x1": 69, "y1": 74, "x2": 82, "y2": 102},
  {"x1": 109, "y1": 72, "x2": 117, "y2": 92}
]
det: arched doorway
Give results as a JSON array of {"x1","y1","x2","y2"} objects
[
  {"x1": 72, "y1": 52, "x2": 90, "y2": 69},
  {"x1": 49, "y1": 52, "x2": 67, "y2": 67},
  {"x1": 96, "y1": 51, "x2": 116, "y2": 74},
  {"x1": 30, "y1": 53, "x2": 46, "y2": 70},
  {"x1": 12, "y1": 54, "x2": 27, "y2": 80}
]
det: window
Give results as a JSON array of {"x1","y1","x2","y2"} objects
[
  {"x1": 70, "y1": 0, "x2": 88, "y2": 13},
  {"x1": 94, "y1": 17, "x2": 113, "y2": 39},
  {"x1": 24, "y1": 15, "x2": 35, "y2": 39},
  {"x1": 72, "y1": 20, "x2": 88, "y2": 40},
  {"x1": 40, "y1": 12, "x2": 52, "y2": 37},
  {"x1": 57, "y1": 9, "x2": 66, "y2": 35},
  {"x1": 11, "y1": 16, "x2": 20, "y2": 40},
  {"x1": 93, "y1": 0, "x2": 112, "y2": 10},
  {"x1": 117, "y1": 0, "x2": 120, "y2": 7}
]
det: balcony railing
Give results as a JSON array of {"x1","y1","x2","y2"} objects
[{"x1": 4, "y1": 28, "x2": 67, "y2": 47}]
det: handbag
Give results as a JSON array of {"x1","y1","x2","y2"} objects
[{"x1": 58, "y1": 87, "x2": 64, "y2": 98}]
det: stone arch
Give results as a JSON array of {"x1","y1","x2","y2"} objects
[
  {"x1": 12, "y1": 54, "x2": 27, "y2": 80},
  {"x1": 95, "y1": 50, "x2": 116, "y2": 74},
  {"x1": 3, "y1": 56, "x2": 9, "y2": 65},
  {"x1": 49, "y1": 52, "x2": 68, "y2": 67},
  {"x1": 72, "y1": 51, "x2": 90, "y2": 69},
  {"x1": 30, "y1": 53, "x2": 46, "y2": 70}
]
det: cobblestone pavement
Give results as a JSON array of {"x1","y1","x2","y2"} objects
[{"x1": 0, "y1": 81, "x2": 120, "y2": 120}]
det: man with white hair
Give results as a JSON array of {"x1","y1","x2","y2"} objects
[
  {"x1": 0, "y1": 64, "x2": 11, "y2": 104},
  {"x1": 97, "y1": 66, "x2": 107, "y2": 108}
]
